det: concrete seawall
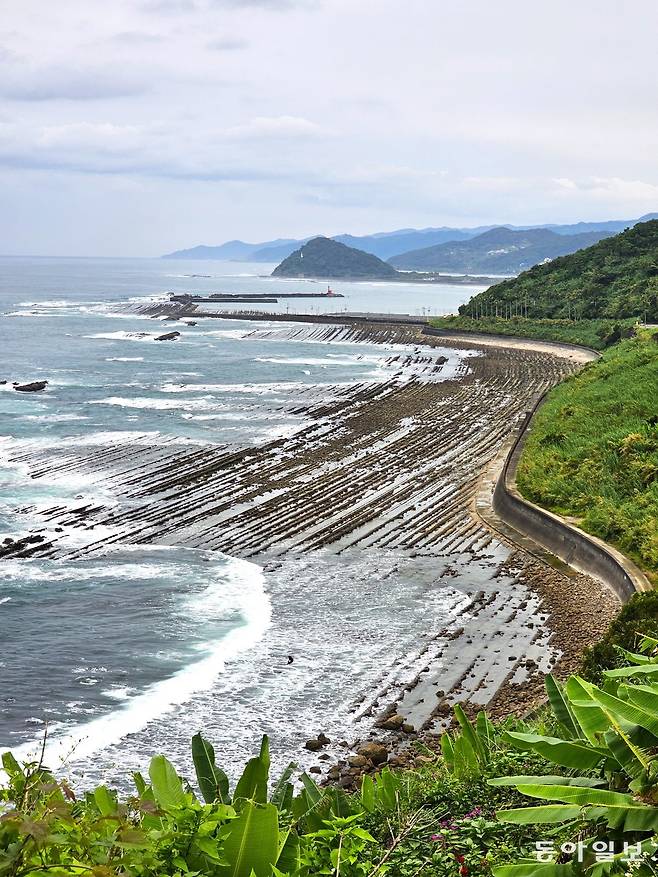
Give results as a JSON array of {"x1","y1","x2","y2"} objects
[{"x1": 478, "y1": 392, "x2": 652, "y2": 601}]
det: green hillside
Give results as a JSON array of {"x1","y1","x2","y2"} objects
[
  {"x1": 390, "y1": 226, "x2": 611, "y2": 274},
  {"x1": 272, "y1": 236, "x2": 398, "y2": 279},
  {"x1": 461, "y1": 219, "x2": 658, "y2": 321},
  {"x1": 518, "y1": 331, "x2": 658, "y2": 578}
]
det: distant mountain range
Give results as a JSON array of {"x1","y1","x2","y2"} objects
[
  {"x1": 388, "y1": 227, "x2": 617, "y2": 274},
  {"x1": 272, "y1": 237, "x2": 398, "y2": 280},
  {"x1": 161, "y1": 214, "x2": 658, "y2": 270}
]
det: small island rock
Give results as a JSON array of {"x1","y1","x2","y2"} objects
[{"x1": 14, "y1": 380, "x2": 48, "y2": 393}]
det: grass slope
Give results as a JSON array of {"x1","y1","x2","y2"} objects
[
  {"x1": 517, "y1": 331, "x2": 658, "y2": 578},
  {"x1": 428, "y1": 315, "x2": 634, "y2": 350},
  {"x1": 461, "y1": 219, "x2": 658, "y2": 320}
]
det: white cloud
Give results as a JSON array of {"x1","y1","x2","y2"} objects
[
  {"x1": 224, "y1": 115, "x2": 328, "y2": 140},
  {"x1": 0, "y1": 67, "x2": 149, "y2": 101},
  {"x1": 206, "y1": 36, "x2": 249, "y2": 50},
  {"x1": 0, "y1": 0, "x2": 657, "y2": 255}
]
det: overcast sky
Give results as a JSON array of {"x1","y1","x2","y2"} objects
[{"x1": 1, "y1": 0, "x2": 657, "y2": 256}]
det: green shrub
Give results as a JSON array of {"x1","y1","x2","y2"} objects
[{"x1": 581, "y1": 591, "x2": 658, "y2": 682}]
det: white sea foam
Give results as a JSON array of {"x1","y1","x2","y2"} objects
[
  {"x1": 3, "y1": 553, "x2": 270, "y2": 771},
  {"x1": 87, "y1": 396, "x2": 222, "y2": 412},
  {"x1": 85, "y1": 331, "x2": 159, "y2": 342},
  {"x1": 0, "y1": 430, "x2": 166, "y2": 451},
  {"x1": 254, "y1": 354, "x2": 383, "y2": 367},
  {"x1": 20, "y1": 414, "x2": 89, "y2": 423},
  {"x1": 198, "y1": 329, "x2": 248, "y2": 340},
  {"x1": 17, "y1": 299, "x2": 74, "y2": 308},
  {"x1": 0, "y1": 559, "x2": 179, "y2": 584},
  {"x1": 105, "y1": 356, "x2": 145, "y2": 362},
  {"x1": 160, "y1": 381, "x2": 301, "y2": 395}
]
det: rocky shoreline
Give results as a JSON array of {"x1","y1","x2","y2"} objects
[{"x1": 1, "y1": 315, "x2": 622, "y2": 784}]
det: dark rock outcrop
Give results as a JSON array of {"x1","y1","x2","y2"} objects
[
  {"x1": 14, "y1": 380, "x2": 48, "y2": 393},
  {"x1": 356, "y1": 742, "x2": 389, "y2": 765},
  {"x1": 154, "y1": 331, "x2": 181, "y2": 341}
]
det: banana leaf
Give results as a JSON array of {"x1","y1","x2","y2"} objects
[
  {"x1": 233, "y1": 734, "x2": 270, "y2": 805},
  {"x1": 455, "y1": 703, "x2": 488, "y2": 765},
  {"x1": 148, "y1": 755, "x2": 187, "y2": 810},
  {"x1": 192, "y1": 733, "x2": 231, "y2": 804},
  {"x1": 493, "y1": 865, "x2": 578, "y2": 877},
  {"x1": 496, "y1": 804, "x2": 583, "y2": 825},
  {"x1": 503, "y1": 732, "x2": 608, "y2": 769},
  {"x1": 511, "y1": 784, "x2": 658, "y2": 832},
  {"x1": 489, "y1": 776, "x2": 606, "y2": 788},
  {"x1": 603, "y1": 664, "x2": 658, "y2": 679},
  {"x1": 217, "y1": 800, "x2": 279, "y2": 877},
  {"x1": 545, "y1": 676, "x2": 580, "y2": 740}
]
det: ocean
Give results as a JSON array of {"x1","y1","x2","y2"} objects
[{"x1": 0, "y1": 256, "x2": 488, "y2": 786}]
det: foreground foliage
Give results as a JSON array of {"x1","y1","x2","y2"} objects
[
  {"x1": 486, "y1": 637, "x2": 658, "y2": 877},
  {"x1": 582, "y1": 592, "x2": 658, "y2": 683},
  {"x1": 0, "y1": 721, "x2": 545, "y2": 876},
  {"x1": 4, "y1": 637, "x2": 658, "y2": 875},
  {"x1": 517, "y1": 331, "x2": 658, "y2": 578},
  {"x1": 428, "y1": 316, "x2": 633, "y2": 350}
]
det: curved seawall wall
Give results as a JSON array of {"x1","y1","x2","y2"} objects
[{"x1": 488, "y1": 396, "x2": 651, "y2": 601}]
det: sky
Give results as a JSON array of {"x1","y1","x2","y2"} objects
[{"x1": 1, "y1": 0, "x2": 657, "y2": 256}]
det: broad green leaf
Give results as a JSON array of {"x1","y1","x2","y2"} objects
[
  {"x1": 218, "y1": 800, "x2": 279, "y2": 877},
  {"x1": 564, "y1": 677, "x2": 610, "y2": 744},
  {"x1": 621, "y1": 683, "x2": 658, "y2": 723},
  {"x1": 604, "y1": 729, "x2": 648, "y2": 777},
  {"x1": 453, "y1": 731, "x2": 480, "y2": 778},
  {"x1": 545, "y1": 676, "x2": 580, "y2": 739},
  {"x1": 586, "y1": 683, "x2": 658, "y2": 738},
  {"x1": 440, "y1": 732, "x2": 454, "y2": 770},
  {"x1": 375, "y1": 767, "x2": 400, "y2": 811},
  {"x1": 133, "y1": 771, "x2": 147, "y2": 796},
  {"x1": 271, "y1": 761, "x2": 296, "y2": 812},
  {"x1": 638, "y1": 634, "x2": 658, "y2": 655},
  {"x1": 515, "y1": 784, "x2": 637, "y2": 806},
  {"x1": 276, "y1": 829, "x2": 301, "y2": 874},
  {"x1": 192, "y1": 733, "x2": 230, "y2": 804},
  {"x1": 603, "y1": 664, "x2": 658, "y2": 679},
  {"x1": 234, "y1": 735, "x2": 270, "y2": 805},
  {"x1": 496, "y1": 804, "x2": 582, "y2": 825},
  {"x1": 1, "y1": 751, "x2": 23, "y2": 780},
  {"x1": 616, "y1": 647, "x2": 656, "y2": 665},
  {"x1": 300, "y1": 771, "x2": 322, "y2": 806},
  {"x1": 324, "y1": 786, "x2": 358, "y2": 819},
  {"x1": 360, "y1": 774, "x2": 375, "y2": 813},
  {"x1": 503, "y1": 732, "x2": 607, "y2": 769},
  {"x1": 93, "y1": 785, "x2": 117, "y2": 817},
  {"x1": 512, "y1": 784, "x2": 658, "y2": 832},
  {"x1": 476, "y1": 711, "x2": 495, "y2": 755},
  {"x1": 489, "y1": 775, "x2": 605, "y2": 788},
  {"x1": 455, "y1": 703, "x2": 487, "y2": 764},
  {"x1": 494, "y1": 864, "x2": 579, "y2": 877},
  {"x1": 148, "y1": 754, "x2": 187, "y2": 810}
]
